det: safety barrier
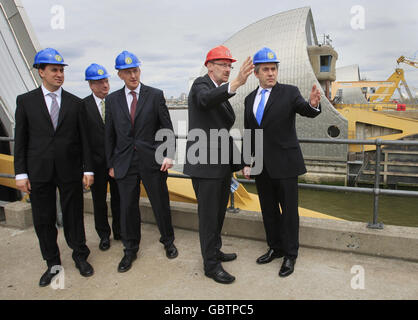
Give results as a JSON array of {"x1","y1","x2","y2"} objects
[{"x1": 1, "y1": 135, "x2": 417, "y2": 230}]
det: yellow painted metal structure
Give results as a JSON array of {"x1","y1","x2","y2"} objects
[
  {"x1": 336, "y1": 105, "x2": 418, "y2": 152},
  {"x1": 368, "y1": 68, "x2": 408, "y2": 103},
  {"x1": 142, "y1": 170, "x2": 342, "y2": 220},
  {"x1": 397, "y1": 56, "x2": 418, "y2": 69},
  {"x1": 331, "y1": 80, "x2": 396, "y2": 102}
]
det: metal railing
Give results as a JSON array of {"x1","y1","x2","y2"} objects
[
  {"x1": 170, "y1": 136, "x2": 418, "y2": 230},
  {"x1": 2, "y1": 135, "x2": 418, "y2": 229}
]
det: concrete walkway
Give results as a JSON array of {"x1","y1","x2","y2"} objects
[{"x1": 0, "y1": 214, "x2": 417, "y2": 300}]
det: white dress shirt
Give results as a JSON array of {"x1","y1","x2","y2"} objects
[
  {"x1": 42, "y1": 84, "x2": 62, "y2": 114},
  {"x1": 15, "y1": 85, "x2": 93, "y2": 180},
  {"x1": 92, "y1": 94, "x2": 105, "y2": 118},
  {"x1": 252, "y1": 87, "x2": 272, "y2": 117},
  {"x1": 252, "y1": 85, "x2": 320, "y2": 118},
  {"x1": 124, "y1": 84, "x2": 141, "y2": 112},
  {"x1": 209, "y1": 77, "x2": 234, "y2": 94}
]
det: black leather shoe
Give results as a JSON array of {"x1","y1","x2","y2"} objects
[
  {"x1": 75, "y1": 260, "x2": 94, "y2": 277},
  {"x1": 218, "y1": 251, "x2": 237, "y2": 262},
  {"x1": 165, "y1": 244, "x2": 178, "y2": 259},
  {"x1": 99, "y1": 238, "x2": 110, "y2": 251},
  {"x1": 39, "y1": 268, "x2": 60, "y2": 287},
  {"x1": 118, "y1": 254, "x2": 137, "y2": 273},
  {"x1": 279, "y1": 258, "x2": 296, "y2": 277},
  {"x1": 256, "y1": 248, "x2": 283, "y2": 264},
  {"x1": 205, "y1": 266, "x2": 235, "y2": 284}
]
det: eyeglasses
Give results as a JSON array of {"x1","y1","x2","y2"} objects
[{"x1": 211, "y1": 62, "x2": 234, "y2": 69}]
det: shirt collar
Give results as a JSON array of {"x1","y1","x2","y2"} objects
[
  {"x1": 125, "y1": 83, "x2": 141, "y2": 96},
  {"x1": 257, "y1": 86, "x2": 272, "y2": 95},
  {"x1": 208, "y1": 75, "x2": 227, "y2": 88},
  {"x1": 41, "y1": 84, "x2": 62, "y2": 98},
  {"x1": 92, "y1": 93, "x2": 105, "y2": 106}
]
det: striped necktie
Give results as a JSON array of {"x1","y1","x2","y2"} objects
[
  {"x1": 100, "y1": 100, "x2": 105, "y2": 122},
  {"x1": 47, "y1": 92, "x2": 59, "y2": 130}
]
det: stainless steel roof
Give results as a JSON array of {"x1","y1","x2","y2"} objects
[{"x1": 0, "y1": 0, "x2": 40, "y2": 137}]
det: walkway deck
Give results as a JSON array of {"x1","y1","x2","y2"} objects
[{"x1": 0, "y1": 214, "x2": 417, "y2": 300}]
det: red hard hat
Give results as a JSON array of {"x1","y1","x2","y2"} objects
[{"x1": 204, "y1": 45, "x2": 237, "y2": 66}]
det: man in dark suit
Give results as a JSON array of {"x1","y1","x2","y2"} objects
[
  {"x1": 83, "y1": 63, "x2": 121, "y2": 251},
  {"x1": 242, "y1": 47, "x2": 321, "y2": 277},
  {"x1": 184, "y1": 45, "x2": 253, "y2": 284},
  {"x1": 14, "y1": 48, "x2": 94, "y2": 287},
  {"x1": 105, "y1": 50, "x2": 178, "y2": 273}
]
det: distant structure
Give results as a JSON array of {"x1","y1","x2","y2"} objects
[
  {"x1": 335, "y1": 65, "x2": 368, "y2": 104},
  {"x1": 200, "y1": 7, "x2": 348, "y2": 162},
  {"x1": 0, "y1": 0, "x2": 41, "y2": 142}
]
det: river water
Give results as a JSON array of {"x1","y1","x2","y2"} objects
[{"x1": 169, "y1": 109, "x2": 418, "y2": 228}]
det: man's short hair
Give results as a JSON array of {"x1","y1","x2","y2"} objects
[{"x1": 254, "y1": 62, "x2": 279, "y2": 74}]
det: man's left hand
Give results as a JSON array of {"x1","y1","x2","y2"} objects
[
  {"x1": 83, "y1": 175, "x2": 94, "y2": 189},
  {"x1": 160, "y1": 158, "x2": 173, "y2": 172},
  {"x1": 309, "y1": 84, "x2": 321, "y2": 107}
]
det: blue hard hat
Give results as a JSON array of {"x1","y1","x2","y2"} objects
[
  {"x1": 85, "y1": 63, "x2": 110, "y2": 80},
  {"x1": 253, "y1": 47, "x2": 280, "y2": 64},
  {"x1": 115, "y1": 50, "x2": 141, "y2": 70},
  {"x1": 33, "y1": 48, "x2": 68, "y2": 68}
]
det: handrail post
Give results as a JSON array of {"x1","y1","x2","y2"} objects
[
  {"x1": 367, "y1": 139, "x2": 384, "y2": 229},
  {"x1": 227, "y1": 191, "x2": 240, "y2": 213}
]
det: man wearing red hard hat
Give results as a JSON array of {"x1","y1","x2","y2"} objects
[{"x1": 183, "y1": 45, "x2": 253, "y2": 284}]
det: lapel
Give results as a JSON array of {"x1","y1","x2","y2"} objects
[
  {"x1": 117, "y1": 87, "x2": 131, "y2": 123},
  {"x1": 246, "y1": 87, "x2": 258, "y2": 125},
  {"x1": 203, "y1": 74, "x2": 235, "y2": 122},
  {"x1": 134, "y1": 83, "x2": 150, "y2": 122},
  {"x1": 56, "y1": 89, "x2": 72, "y2": 131},
  {"x1": 87, "y1": 94, "x2": 104, "y2": 128},
  {"x1": 261, "y1": 82, "x2": 281, "y2": 124},
  {"x1": 34, "y1": 87, "x2": 55, "y2": 132}
]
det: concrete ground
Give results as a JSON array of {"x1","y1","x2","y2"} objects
[{"x1": 0, "y1": 214, "x2": 417, "y2": 300}]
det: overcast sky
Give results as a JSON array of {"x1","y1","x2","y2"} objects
[{"x1": 21, "y1": 0, "x2": 418, "y2": 99}]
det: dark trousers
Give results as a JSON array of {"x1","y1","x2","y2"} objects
[
  {"x1": 116, "y1": 153, "x2": 175, "y2": 256},
  {"x1": 30, "y1": 177, "x2": 90, "y2": 268},
  {"x1": 90, "y1": 164, "x2": 120, "y2": 240},
  {"x1": 255, "y1": 170, "x2": 299, "y2": 259},
  {"x1": 192, "y1": 175, "x2": 230, "y2": 273}
]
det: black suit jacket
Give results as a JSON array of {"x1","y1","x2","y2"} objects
[
  {"x1": 105, "y1": 84, "x2": 174, "y2": 179},
  {"x1": 83, "y1": 94, "x2": 106, "y2": 168},
  {"x1": 183, "y1": 74, "x2": 240, "y2": 179},
  {"x1": 14, "y1": 87, "x2": 92, "y2": 183},
  {"x1": 244, "y1": 82, "x2": 321, "y2": 179}
]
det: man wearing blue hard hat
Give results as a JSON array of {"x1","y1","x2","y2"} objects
[
  {"x1": 105, "y1": 50, "x2": 178, "y2": 273},
  {"x1": 242, "y1": 47, "x2": 321, "y2": 277},
  {"x1": 14, "y1": 48, "x2": 95, "y2": 287},
  {"x1": 83, "y1": 63, "x2": 121, "y2": 252}
]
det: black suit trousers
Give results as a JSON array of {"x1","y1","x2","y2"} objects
[
  {"x1": 90, "y1": 164, "x2": 121, "y2": 239},
  {"x1": 30, "y1": 176, "x2": 90, "y2": 268},
  {"x1": 255, "y1": 170, "x2": 299, "y2": 259},
  {"x1": 191, "y1": 175, "x2": 230, "y2": 273},
  {"x1": 116, "y1": 152, "x2": 175, "y2": 256}
]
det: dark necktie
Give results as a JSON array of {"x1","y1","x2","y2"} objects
[{"x1": 130, "y1": 91, "x2": 137, "y2": 125}]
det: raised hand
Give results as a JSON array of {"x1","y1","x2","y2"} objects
[
  {"x1": 309, "y1": 84, "x2": 321, "y2": 107},
  {"x1": 230, "y1": 56, "x2": 254, "y2": 92}
]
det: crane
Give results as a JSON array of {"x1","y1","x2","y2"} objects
[{"x1": 397, "y1": 56, "x2": 418, "y2": 69}]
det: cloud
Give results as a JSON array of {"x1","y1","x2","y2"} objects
[{"x1": 20, "y1": 0, "x2": 418, "y2": 98}]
